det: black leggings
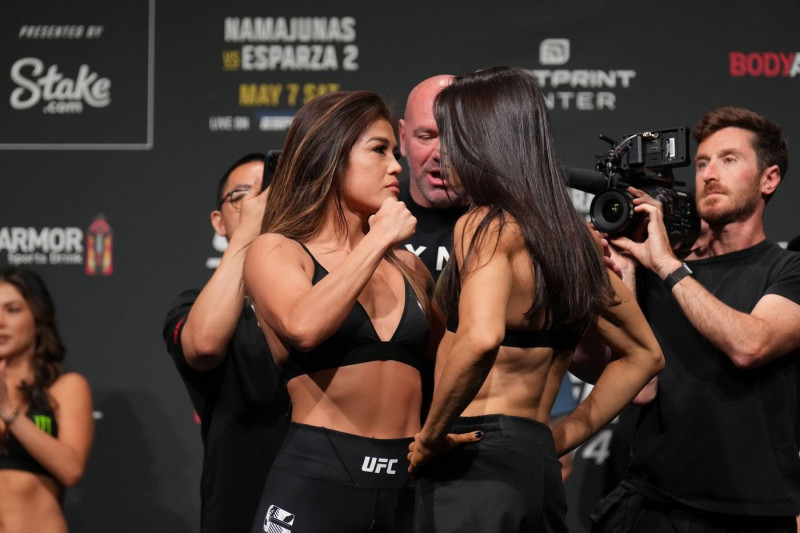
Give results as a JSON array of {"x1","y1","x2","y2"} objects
[
  {"x1": 414, "y1": 414, "x2": 567, "y2": 533},
  {"x1": 251, "y1": 423, "x2": 415, "y2": 533}
]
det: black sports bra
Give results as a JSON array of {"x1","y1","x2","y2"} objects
[
  {"x1": 442, "y1": 256, "x2": 581, "y2": 350},
  {"x1": 281, "y1": 243, "x2": 431, "y2": 381},
  {"x1": 0, "y1": 405, "x2": 59, "y2": 478},
  {"x1": 446, "y1": 316, "x2": 580, "y2": 350}
]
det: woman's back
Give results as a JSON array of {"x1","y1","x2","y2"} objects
[
  {"x1": 437, "y1": 209, "x2": 579, "y2": 424},
  {"x1": 408, "y1": 66, "x2": 663, "y2": 533}
]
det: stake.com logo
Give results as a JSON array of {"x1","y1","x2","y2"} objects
[{"x1": 729, "y1": 51, "x2": 800, "y2": 77}]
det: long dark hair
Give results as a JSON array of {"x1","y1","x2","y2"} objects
[
  {"x1": 261, "y1": 90, "x2": 430, "y2": 312},
  {"x1": 436, "y1": 66, "x2": 614, "y2": 332},
  {"x1": 0, "y1": 267, "x2": 65, "y2": 410},
  {"x1": 261, "y1": 91, "x2": 393, "y2": 239}
]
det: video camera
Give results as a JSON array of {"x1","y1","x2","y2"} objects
[{"x1": 565, "y1": 127, "x2": 700, "y2": 255}]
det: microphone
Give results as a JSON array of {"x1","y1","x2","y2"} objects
[{"x1": 563, "y1": 166, "x2": 609, "y2": 195}]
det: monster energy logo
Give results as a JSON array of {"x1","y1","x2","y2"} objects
[{"x1": 34, "y1": 415, "x2": 53, "y2": 435}]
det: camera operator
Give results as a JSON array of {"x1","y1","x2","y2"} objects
[{"x1": 590, "y1": 107, "x2": 800, "y2": 531}]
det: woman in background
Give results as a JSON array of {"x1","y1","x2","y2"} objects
[
  {"x1": 0, "y1": 267, "x2": 94, "y2": 533},
  {"x1": 408, "y1": 67, "x2": 664, "y2": 532}
]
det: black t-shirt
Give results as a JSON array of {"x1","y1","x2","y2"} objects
[
  {"x1": 629, "y1": 240, "x2": 800, "y2": 516},
  {"x1": 163, "y1": 290, "x2": 290, "y2": 533},
  {"x1": 398, "y1": 182, "x2": 468, "y2": 279}
]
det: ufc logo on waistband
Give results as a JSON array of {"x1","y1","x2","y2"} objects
[{"x1": 361, "y1": 456, "x2": 398, "y2": 474}]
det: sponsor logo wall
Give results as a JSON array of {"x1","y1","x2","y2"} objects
[
  {"x1": 1, "y1": 1, "x2": 799, "y2": 531},
  {"x1": 0, "y1": 0, "x2": 153, "y2": 149},
  {"x1": 209, "y1": 15, "x2": 360, "y2": 135},
  {"x1": 1, "y1": 215, "x2": 113, "y2": 273},
  {"x1": 730, "y1": 51, "x2": 800, "y2": 77}
]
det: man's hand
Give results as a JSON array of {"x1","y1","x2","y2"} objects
[
  {"x1": 633, "y1": 376, "x2": 658, "y2": 404},
  {"x1": 234, "y1": 175, "x2": 268, "y2": 242},
  {"x1": 610, "y1": 187, "x2": 682, "y2": 279},
  {"x1": 590, "y1": 223, "x2": 625, "y2": 279},
  {"x1": 590, "y1": 223, "x2": 639, "y2": 286}
]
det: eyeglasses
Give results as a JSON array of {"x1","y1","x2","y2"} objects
[{"x1": 218, "y1": 187, "x2": 251, "y2": 210}]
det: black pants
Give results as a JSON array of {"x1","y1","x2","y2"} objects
[
  {"x1": 251, "y1": 423, "x2": 415, "y2": 533},
  {"x1": 591, "y1": 481, "x2": 796, "y2": 533},
  {"x1": 414, "y1": 414, "x2": 567, "y2": 533}
]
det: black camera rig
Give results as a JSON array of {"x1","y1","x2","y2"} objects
[{"x1": 565, "y1": 127, "x2": 700, "y2": 256}]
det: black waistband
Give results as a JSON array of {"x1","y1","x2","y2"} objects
[
  {"x1": 451, "y1": 414, "x2": 554, "y2": 444},
  {"x1": 272, "y1": 422, "x2": 414, "y2": 489}
]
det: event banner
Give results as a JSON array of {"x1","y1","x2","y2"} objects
[
  {"x1": 0, "y1": 0, "x2": 152, "y2": 149},
  {"x1": 1, "y1": 2, "x2": 799, "y2": 532}
]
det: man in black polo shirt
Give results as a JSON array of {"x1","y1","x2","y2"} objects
[{"x1": 163, "y1": 154, "x2": 289, "y2": 533}]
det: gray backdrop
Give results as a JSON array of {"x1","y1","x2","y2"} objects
[{"x1": 1, "y1": 1, "x2": 799, "y2": 531}]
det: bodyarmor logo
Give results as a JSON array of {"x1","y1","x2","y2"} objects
[
  {"x1": 729, "y1": 51, "x2": 800, "y2": 77},
  {"x1": 0, "y1": 226, "x2": 83, "y2": 267},
  {"x1": 263, "y1": 505, "x2": 295, "y2": 533},
  {"x1": 85, "y1": 215, "x2": 113, "y2": 276},
  {"x1": 10, "y1": 57, "x2": 111, "y2": 113},
  {"x1": 361, "y1": 456, "x2": 398, "y2": 475},
  {"x1": 0, "y1": 215, "x2": 113, "y2": 275}
]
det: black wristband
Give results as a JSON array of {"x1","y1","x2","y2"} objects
[{"x1": 664, "y1": 262, "x2": 692, "y2": 292}]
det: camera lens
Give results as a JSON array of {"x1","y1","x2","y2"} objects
[
  {"x1": 602, "y1": 198, "x2": 625, "y2": 223},
  {"x1": 590, "y1": 188, "x2": 634, "y2": 234}
]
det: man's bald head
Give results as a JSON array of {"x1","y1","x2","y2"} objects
[
  {"x1": 399, "y1": 75, "x2": 465, "y2": 209},
  {"x1": 403, "y1": 75, "x2": 453, "y2": 121}
]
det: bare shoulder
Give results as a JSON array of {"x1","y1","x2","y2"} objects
[
  {"x1": 245, "y1": 234, "x2": 316, "y2": 289},
  {"x1": 49, "y1": 372, "x2": 92, "y2": 405},
  {"x1": 248, "y1": 232, "x2": 296, "y2": 255},
  {"x1": 455, "y1": 208, "x2": 523, "y2": 251},
  {"x1": 454, "y1": 206, "x2": 487, "y2": 235},
  {"x1": 246, "y1": 233, "x2": 310, "y2": 268},
  {"x1": 50, "y1": 372, "x2": 90, "y2": 391}
]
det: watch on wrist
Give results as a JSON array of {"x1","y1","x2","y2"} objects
[{"x1": 664, "y1": 262, "x2": 692, "y2": 292}]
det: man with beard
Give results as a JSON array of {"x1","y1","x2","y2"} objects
[{"x1": 591, "y1": 107, "x2": 800, "y2": 531}]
